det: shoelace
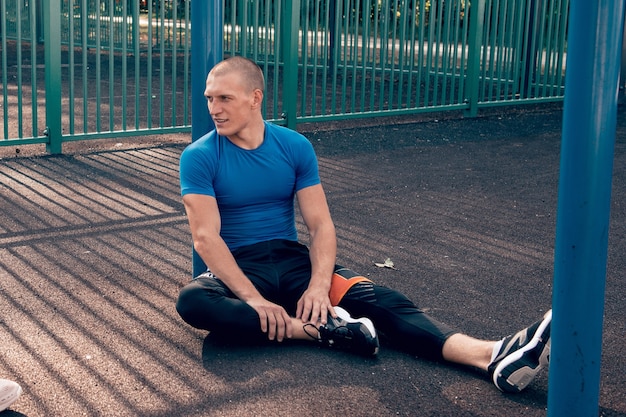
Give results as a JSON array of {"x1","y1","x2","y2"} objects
[
  {"x1": 303, "y1": 321, "x2": 353, "y2": 343},
  {"x1": 303, "y1": 322, "x2": 323, "y2": 341}
]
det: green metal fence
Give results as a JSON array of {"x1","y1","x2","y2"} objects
[
  {"x1": 1, "y1": 0, "x2": 191, "y2": 153},
  {"x1": 1, "y1": 0, "x2": 568, "y2": 154}
]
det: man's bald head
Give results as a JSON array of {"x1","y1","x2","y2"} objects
[{"x1": 208, "y1": 56, "x2": 265, "y2": 94}]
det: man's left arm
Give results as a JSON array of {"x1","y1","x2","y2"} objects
[{"x1": 295, "y1": 183, "x2": 337, "y2": 326}]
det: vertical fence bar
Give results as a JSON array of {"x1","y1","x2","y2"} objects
[
  {"x1": 534, "y1": 0, "x2": 547, "y2": 97},
  {"x1": 44, "y1": 0, "x2": 62, "y2": 154},
  {"x1": 439, "y1": 0, "x2": 451, "y2": 106},
  {"x1": 539, "y1": 0, "x2": 553, "y2": 98},
  {"x1": 465, "y1": 0, "x2": 485, "y2": 116},
  {"x1": 485, "y1": 0, "x2": 497, "y2": 101},
  {"x1": 340, "y1": 0, "x2": 350, "y2": 114},
  {"x1": 493, "y1": 0, "x2": 504, "y2": 99},
  {"x1": 159, "y1": 4, "x2": 165, "y2": 127},
  {"x1": 369, "y1": 0, "x2": 379, "y2": 110},
  {"x1": 457, "y1": 0, "x2": 466, "y2": 99},
  {"x1": 16, "y1": 0, "x2": 23, "y2": 137},
  {"x1": 146, "y1": 1, "x2": 153, "y2": 129},
  {"x1": 424, "y1": 1, "x2": 435, "y2": 106},
  {"x1": 68, "y1": 1, "x2": 76, "y2": 134},
  {"x1": 431, "y1": 0, "x2": 443, "y2": 106},
  {"x1": 387, "y1": 0, "x2": 398, "y2": 109},
  {"x1": 405, "y1": 0, "x2": 416, "y2": 108},
  {"x1": 121, "y1": 0, "x2": 128, "y2": 130},
  {"x1": 524, "y1": 0, "x2": 539, "y2": 97},
  {"x1": 81, "y1": 0, "x2": 88, "y2": 134},
  {"x1": 330, "y1": 0, "x2": 341, "y2": 114},
  {"x1": 251, "y1": 0, "x2": 260, "y2": 60},
  {"x1": 361, "y1": 0, "x2": 371, "y2": 111},
  {"x1": 502, "y1": 0, "x2": 515, "y2": 100},
  {"x1": 183, "y1": 0, "x2": 191, "y2": 125},
  {"x1": 478, "y1": 0, "x2": 490, "y2": 102},
  {"x1": 282, "y1": 0, "x2": 300, "y2": 129},
  {"x1": 134, "y1": 0, "x2": 141, "y2": 130},
  {"x1": 108, "y1": 0, "x2": 115, "y2": 131},
  {"x1": 171, "y1": 1, "x2": 178, "y2": 126},
  {"x1": 272, "y1": 0, "x2": 281, "y2": 120},
  {"x1": 548, "y1": 0, "x2": 625, "y2": 415},
  {"x1": 310, "y1": 0, "x2": 320, "y2": 116},
  {"x1": 551, "y1": 0, "x2": 569, "y2": 95},
  {"x1": 95, "y1": 3, "x2": 102, "y2": 132},
  {"x1": 511, "y1": 0, "x2": 524, "y2": 98},
  {"x1": 1, "y1": 0, "x2": 7, "y2": 139},
  {"x1": 260, "y1": 0, "x2": 271, "y2": 117},
  {"x1": 454, "y1": 0, "x2": 464, "y2": 101},
  {"x1": 30, "y1": 0, "x2": 38, "y2": 137},
  {"x1": 300, "y1": 0, "x2": 310, "y2": 115},
  {"x1": 375, "y1": 0, "x2": 385, "y2": 110},
  {"x1": 415, "y1": 0, "x2": 426, "y2": 107}
]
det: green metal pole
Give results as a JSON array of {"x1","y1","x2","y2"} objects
[
  {"x1": 282, "y1": 0, "x2": 300, "y2": 130},
  {"x1": 44, "y1": 0, "x2": 62, "y2": 154},
  {"x1": 464, "y1": 0, "x2": 485, "y2": 117},
  {"x1": 548, "y1": 0, "x2": 625, "y2": 415}
]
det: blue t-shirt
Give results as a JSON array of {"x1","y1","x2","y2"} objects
[{"x1": 179, "y1": 122, "x2": 321, "y2": 251}]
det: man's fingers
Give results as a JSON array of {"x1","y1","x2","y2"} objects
[
  {"x1": 295, "y1": 299, "x2": 305, "y2": 321},
  {"x1": 265, "y1": 311, "x2": 277, "y2": 340},
  {"x1": 309, "y1": 304, "x2": 322, "y2": 325},
  {"x1": 258, "y1": 306, "x2": 293, "y2": 342},
  {"x1": 297, "y1": 299, "x2": 312, "y2": 323},
  {"x1": 258, "y1": 310, "x2": 268, "y2": 334},
  {"x1": 320, "y1": 305, "x2": 331, "y2": 325}
]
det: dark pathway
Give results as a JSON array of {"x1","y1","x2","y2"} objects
[{"x1": 1, "y1": 105, "x2": 624, "y2": 416}]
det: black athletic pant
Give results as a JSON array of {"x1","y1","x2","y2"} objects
[{"x1": 176, "y1": 239, "x2": 457, "y2": 361}]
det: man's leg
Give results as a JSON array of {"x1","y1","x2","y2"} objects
[
  {"x1": 423, "y1": 317, "x2": 552, "y2": 394},
  {"x1": 338, "y1": 278, "x2": 552, "y2": 392},
  {"x1": 176, "y1": 273, "x2": 266, "y2": 340},
  {"x1": 338, "y1": 282, "x2": 457, "y2": 361},
  {"x1": 176, "y1": 275, "x2": 341, "y2": 342},
  {"x1": 177, "y1": 242, "x2": 379, "y2": 351},
  {"x1": 442, "y1": 334, "x2": 495, "y2": 370},
  {"x1": 177, "y1": 241, "x2": 318, "y2": 339}
]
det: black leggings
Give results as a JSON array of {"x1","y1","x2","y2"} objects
[{"x1": 176, "y1": 239, "x2": 457, "y2": 361}]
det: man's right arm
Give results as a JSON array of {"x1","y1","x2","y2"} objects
[
  {"x1": 182, "y1": 193, "x2": 293, "y2": 341},
  {"x1": 183, "y1": 193, "x2": 260, "y2": 300}
]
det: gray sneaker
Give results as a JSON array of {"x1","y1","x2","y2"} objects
[{"x1": 488, "y1": 309, "x2": 552, "y2": 393}]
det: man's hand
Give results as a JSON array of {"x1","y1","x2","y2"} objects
[
  {"x1": 296, "y1": 285, "x2": 335, "y2": 326},
  {"x1": 246, "y1": 298, "x2": 293, "y2": 342}
]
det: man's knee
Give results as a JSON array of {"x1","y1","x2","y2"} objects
[
  {"x1": 176, "y1": 282, "x2": 203, "y2": 325},
  {"x1": 175, "y1": 279, "x2": 251, "y2": 332}
]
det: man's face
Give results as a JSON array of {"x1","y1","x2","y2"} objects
[{"x1": 204, "y1": 71, "x2": 257, "y2": 138}]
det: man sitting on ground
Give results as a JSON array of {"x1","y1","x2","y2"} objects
[{"x1": 176, "y1": 56, "x2": 552, "y2": 393}]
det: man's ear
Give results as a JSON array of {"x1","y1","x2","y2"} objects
[{"x1": 252, "y1": 89, "x2": 264, "y2": 108}]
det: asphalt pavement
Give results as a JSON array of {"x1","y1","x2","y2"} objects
[{"x1": 1, "y1": 105, "x2": 625, "y2": 416}]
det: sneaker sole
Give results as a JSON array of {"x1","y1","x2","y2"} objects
[
  {"x1": 334, "y1": 306, "x2": 380, "y2": 356},
  {"x1": 493, "y1": 309, "x2": 552, "y2": 393}
]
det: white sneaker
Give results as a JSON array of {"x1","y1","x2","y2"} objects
[
  {"x1": 0, "y1": 379, "x2": 22, "y2": 412},
  {"x1": 488, "y1": 309, "x2": 552, "y2": 393}
]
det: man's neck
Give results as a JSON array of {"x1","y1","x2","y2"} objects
[{"x1": 227, "y1": 119, "x2": 266, "y2": 150}]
